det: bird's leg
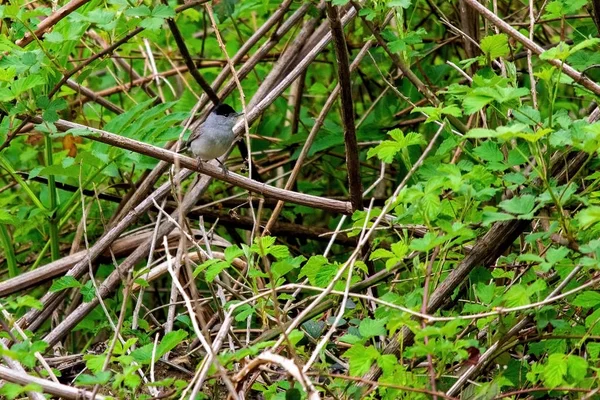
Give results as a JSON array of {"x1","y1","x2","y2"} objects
[{"x1": 216, "y1": 158, "x2": 228, "y2": 174}]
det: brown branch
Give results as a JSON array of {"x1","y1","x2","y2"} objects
[
  {"x1": 326, "y1": 3, "x2": 363, "y2": 212},
  {"x1": 33, "y1": 117, "x2": 352, "y2": 214},
  {"x1": 164, "y1": 17, "x2": 220, "y2": 105},
  {"x1": 263, "y1": 39, "x2": 377, "y2": 234},
  {"x1": 190, "y1": 208, "x2": 358, "y2": 246},
  {"x1": 16, "y1": 0, "x2": 91, "y2": 47},
  {"x1": 0, "y1": 229, "x2": 195, "y2": 297},
  {"x1": 0, "y1": 365, "x2": 104, "y2": 400},
  {"x1": 193, "y1": 0, "x2": 299, "y2": 114},
  {"x1": 64, "y1": 79, "x2": 124, "y2": 115}
]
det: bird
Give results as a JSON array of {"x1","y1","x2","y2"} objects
[{"x1": 186, "y1": 103, "x2": 243, "y2": 162}]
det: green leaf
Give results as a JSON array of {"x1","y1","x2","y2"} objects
[
  {"x1": 75, "y1": 371, "x2": 112, "y2": 386},
  {"x1": 566, "y1": 355, "x2": 588, "y2": 382},
  {"x1": 546, "y1": 0, "x2": 587, "y2": 18},
  {"x1": 577, "y1": 206, "x2": 600, "y2": 229},
  {"x1": 131, "y1": 330, "x2": 188, "y2": 364},
  {"x1": 587, "y1": 343, "x2": 600, "y2": 359},
  {"x1": 0, "y1": 383, "x2": 42, "y2": 399},
  {"x1": 499, "y1": 195, "x2": 536, "y2": 215},
  {"x1": 571, "y1": 291, "x2": 600, "y2": 308},
  {"x1": 80, "y1": 280, "x2": 95, "y2": 303},
  {"x1": 49, "y1": 276, "x2": 82, "y2": 292},
  {"x1": 152, "y1": 4, "x2": 175, "y2": 18},
  {"x1": 359, "y1": 318, "x2": 387, "y2": 339},
  {"x1": 542, "y1": 353, "x2": 567, "y2": 388},
  {"x1": 271, "y1": 256, "x2": 305, "y2": 280},
  {"x1": 503, "y1": 284, "x2": 529, "y2": 307},
  {"x1": 540, "y1": 42, "x2": 571, "y2": 61},
  {"x1": 314, "y1": 264, "x2": 338, "y2": 287},
  {"x1": 388, "y1": 0, "x2": 411, "y2": 8},
  {"x1": 367, "y1": 129, "x2": 424, "y2": 163},
  {"x1": 205, "y1": 260, "x2": 229, "y2": 282},
  {"x1": 345, "y1": 344, "x2": 380, "y2": 376},
  {"x1": 224, "y1": 245, "x2": 244, "y2": 262},
  {"x1": 481, "y1": 34, "x2": 509, "y2": 59}
]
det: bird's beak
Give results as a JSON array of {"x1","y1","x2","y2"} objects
[{"x1": 235, "y1": 112, "x2": 244, "y2": 117}]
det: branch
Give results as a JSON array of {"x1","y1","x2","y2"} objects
[
  {"x1": 0, "y1": 365, "x2": 104, "y2": 400},
  {"x1": 16, "y1": 0, "x2": 91, "y2": 47},
  {"x1": 165, "y1": 17, "x2": 220, "y2": 105},
  {"x1": 31, "y1": 117, "x2": 352, "y2": 214},
  {"x1": 326, "y1": 3, "x2": 363, "y2": 212}
]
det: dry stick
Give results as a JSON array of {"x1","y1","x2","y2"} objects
[
  {"x1": 527, "y1": 0, "x2": 538, "y2": 109},
  {"x1": 326, "y1": 2, "x2": 363, "y2": 212},
  {"x1": 16, "y1": 0, "x2": 90, "y2": 47},
  {"x1": 0, "y1": 365, "x2": 102, "y2": 400},
  {"x1": 40, "y1": 175, "x2": 211, "y2": 346},
  {"x1": 421, "y1": 246, "x2": 441, "y2": 397},
  {"x1": 230, "y1": 4, "x2": 358, "y2": 138},
  {"x1": 247, "y1": 3, "x2": 321, "y2": 110},
  {"x1": 261, "y1": 40, "x2": 370, "y2": 233},
  {"x1": 64, "y1": 79, "x2": 124, "y2": 115},
  {"x1": 262, "y1": 12, "x2": 392, "y2": 234},
  {"x1": 208, "y1": 3, "x2": 313, "y2": 114},
  {"x1": 359, "y1": 117, "x2": 598, "y2": 386},
  {"x1": 16, "y1": 169, "x2": 193, "y2": 330},
  {"x1": 162, "y1": 237, "x2": 239, "y2": 400},
  {"x1": 164, "y1": 17, "x2": 220, "y2": 105},
  {"x1": 462, "y1": 0, "x2": 600, "y2": 96},
  {"x1": 0, "y1": 228, "x2": 191, "y2": 297},
  {"x1": 232, "y1": 352, "x2": 320, "y2": 400}
]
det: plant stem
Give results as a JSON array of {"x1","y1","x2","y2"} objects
[
  {"x1": 45, "y1": 133, "x2": 60, "y2": 261},
  {"x1": 0, "y1": 224, "x2": 18, "y2": 277}
]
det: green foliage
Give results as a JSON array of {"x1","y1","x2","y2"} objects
[{"x1": 0, "y1": 0, "x2": 599, "y2": 398}]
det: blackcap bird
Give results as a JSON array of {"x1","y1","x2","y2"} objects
[{"x1": 186, "y1": 104, "x2": 243, "y2": 162}]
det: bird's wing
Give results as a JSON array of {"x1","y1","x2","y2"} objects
[{"x1": 185, "y1": 124, "x2": 203, "y2": 146}]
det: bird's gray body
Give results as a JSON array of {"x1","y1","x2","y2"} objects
[{"x1": 188, "y1": 113, "x2": 238, "y2": 161}]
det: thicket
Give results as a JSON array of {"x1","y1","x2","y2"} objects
[{"x1": 1, "y1": 0, "x2": 600, "y2": 398}]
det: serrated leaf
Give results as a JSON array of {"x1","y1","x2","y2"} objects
[
  {"x1": 345, "y1": 344, "x2": 380, "y2": 376},
  {"x1": 542, "y1": 353, "x2": 567, "y2": 389},
  {"x1": 75, "y1": 371, "x2": 112, "y2": 386},
  {"x1": 481, "y1": 34, "x2": 509, "y2": 59},
  {"x1": 499, "y1": 195, "x2": 536, "y2": 215},
  {"x1": 572, "y1": 291, "x2": 600, "y2": 308},
  {"x1": 359, "y1": 318, "x2": 387, "y2": 339},
  {"x1": 49, "y1": 276, "x2": 82, "y2": 292},
  {"x1": 131, "y1": 330, "x2": 187, "y2": 364}
]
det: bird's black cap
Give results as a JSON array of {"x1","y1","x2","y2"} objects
[{"x1": 213, "y1": 103, "x2": 237, "y2": 117}]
